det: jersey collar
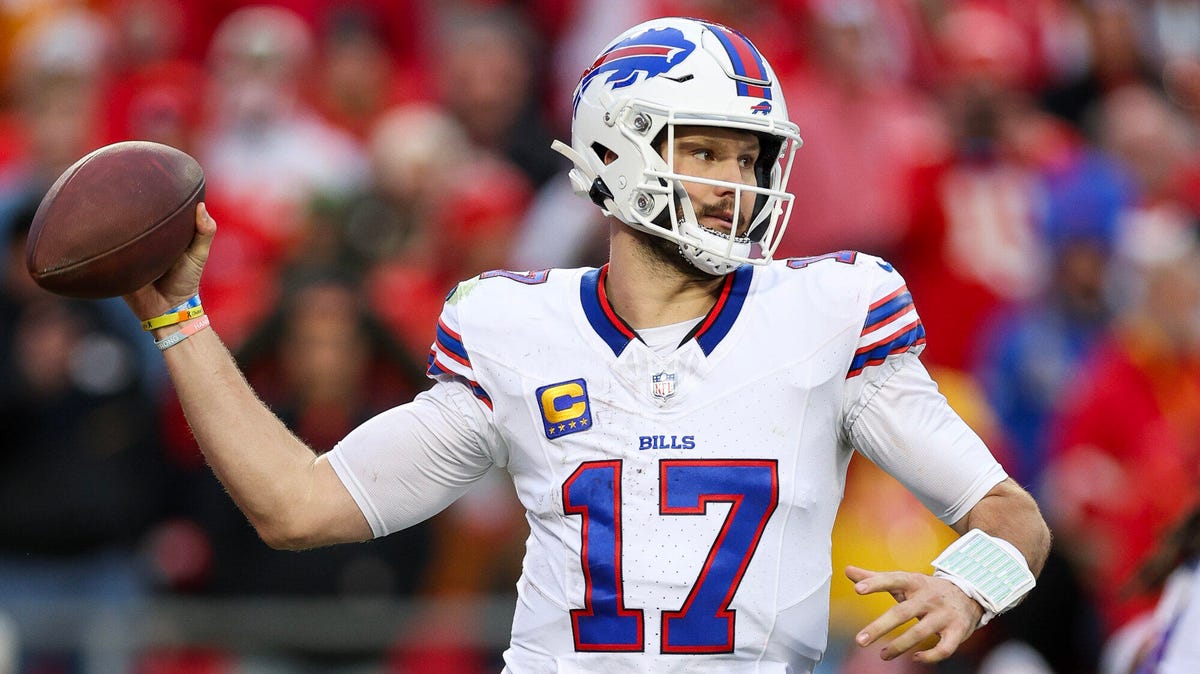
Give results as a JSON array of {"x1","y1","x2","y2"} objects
[{"x1": 580, "y1": 263, "x2": 753, "y2": 357}]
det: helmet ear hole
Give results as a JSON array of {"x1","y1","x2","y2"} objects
[{"x1": 592, "y1": 143, "x2": 617, "y2": 164}]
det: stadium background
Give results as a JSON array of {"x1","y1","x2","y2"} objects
[{"x1": 0, "y1": 1, "x2": 1198, "y2": 672}]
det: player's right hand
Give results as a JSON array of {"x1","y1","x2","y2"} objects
[
  {"x1": 122, "y1": 202, "x2": 217, "y2": 321},
  {"x1": 846, "y1": 565, "x2": 983, "y2": 664}
]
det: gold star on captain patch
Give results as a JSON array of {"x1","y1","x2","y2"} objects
[
  {"x1": 558, "y1": 423, "x2": 567, "y2": 432},
  {"x1": 569, "y1": 421, "x2": 577, "y2": 428},
  {"x1": 547, "y1": 426, "x2": 556, "y2": 435},
  {"x1": 580, "y1": 418, "x2": 589, "y2": 426}
]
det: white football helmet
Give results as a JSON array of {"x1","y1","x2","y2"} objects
[{"x1": 553, "y1": 17, "x2": 802, "y2": 275}]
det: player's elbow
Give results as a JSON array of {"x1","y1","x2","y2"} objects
[
  {"x1": 249, "y1": 457, "x2": 370, "y2": 550},
  {"x1": 255, "y1": 515, "x2": 326, "y2": 551},
  {"x1": 259, "y1": 529, "x2": 306, "y2": 552},
  {"x1": 253, "y1": 502, "x2": 368, "y2": 551}
]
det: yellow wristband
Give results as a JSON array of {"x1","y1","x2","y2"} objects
[{"x1": 141, "y1": 305, "x2": 205, "y2": 331}]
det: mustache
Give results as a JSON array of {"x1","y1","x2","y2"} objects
[{"x1": 695, "y1": 200, "x2": 749, "y2": 232}]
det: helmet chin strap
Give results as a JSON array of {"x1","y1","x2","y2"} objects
[
  {"x1": 671, "y1": 182, "x2": 748, "y2": 276},
  {"x1": 679, "y1": 242, "x2": 742, "y2": 275}
]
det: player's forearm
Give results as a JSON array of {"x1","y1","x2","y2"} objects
[
  {"x1": 157, "y1": 324, "x2": 333, "y2": 548},
  {"x1": 952, "y1": 478, "x2": 1051, "y2": 576}
]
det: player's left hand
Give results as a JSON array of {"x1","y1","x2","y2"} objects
[
  {"x1": 123, "y1": 202, "x2": 216, "y2": 320},
  {"x1": 846, "y1": 565, "x2": 984, "y2": 664}
]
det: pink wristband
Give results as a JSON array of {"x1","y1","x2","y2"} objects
[{"x1": 154, "y1": 314, "x2": 211, "y2": 351}]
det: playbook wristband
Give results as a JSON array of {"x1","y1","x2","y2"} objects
[
  {"x1": 932, "y1": 529, "x2": 1036, "y2": 627},
  {"x1": 154, "y1": 314, "x2": 211, "y2": 351}
]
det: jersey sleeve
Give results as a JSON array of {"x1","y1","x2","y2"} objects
[
  {"x1": 846, "y1": 259, "x2": 926, "y2": 379},
  {"x1": 326, "y1": 380, "x2": 502, "y2": 538},
  {"x1": 844, "y1": 352, "x2": 1007, "y2": 525},
  {"x1": 426, "y1": 283, "x2": 495, "y2": 414}
]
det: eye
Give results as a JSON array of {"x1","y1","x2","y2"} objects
[
  {"x1": 692, "y1": 148, "x2": 714, "y2": 161},
  {"x1": 738, "y1": 155, "x2": 756, "y2": 169}
]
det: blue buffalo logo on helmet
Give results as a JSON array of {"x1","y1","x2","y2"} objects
[
  {"x1": 573, "y1": 27, "x2": 696, "y2": 112},
  {"x1": 751, "y1": 100, "x2": 773, "y2": 115}
]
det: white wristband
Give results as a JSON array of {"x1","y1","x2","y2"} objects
[
  {"x1": 154, "y1": 314, "x2": 211, "y2": 351},
  {"x1": 932, "y1": 529, "x2": 1036, "y2": 626}
]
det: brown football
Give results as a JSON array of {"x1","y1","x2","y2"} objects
[{"x1": 25, "y1": 140, "x2": 205, "y2": 299}]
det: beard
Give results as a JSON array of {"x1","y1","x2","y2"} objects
[
  {"x1": 633, "y1": 197, "x2": 751, "y2": 279},
  {"x1": 633, "y1": 225, "x2": 724, "y2": 281},
  {"x1": 628, "y1": 224, "x2": 710, "y2": 279}
]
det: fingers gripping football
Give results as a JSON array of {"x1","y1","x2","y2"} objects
[
  {"x1": 846, "y1": 565, "x2": 984, "y2": 663},
  {"x1": 172, "y1": 202, "x2": 217, "y2": 294},
  {"x1": 123, "y1": 203, "x2": 216, "y2": 320}
]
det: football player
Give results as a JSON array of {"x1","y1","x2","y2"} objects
[{"x1": 126, "y1": 17, "x2": 1051, "y2": 673}]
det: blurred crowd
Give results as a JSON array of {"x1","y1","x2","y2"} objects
[{"x1": 0, "y1": 0, "x2": 1198, "y2": 673}]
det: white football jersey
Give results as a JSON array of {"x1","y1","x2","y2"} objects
[{"x1": 328, "y1": 253, "x2": 1007, "y2": 673}]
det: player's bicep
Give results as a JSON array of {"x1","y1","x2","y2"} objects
[
  {"x1": 307, "y1": 453, "x2": 376, "y2": 544},
  {"x1": 326, "y1": 381, "x2": 499, "y2": 538},
  {"x1": 846, "y1": 353, "x2": 1006, "y2": 524}
]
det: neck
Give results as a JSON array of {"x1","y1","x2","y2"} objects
[{"x1": 605, "y1": 222, "x2": 726, "y2": 329}]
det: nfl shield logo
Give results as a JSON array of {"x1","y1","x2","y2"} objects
[{"x1": 651, "y1": 370, "x2": 677, "y2": 401}]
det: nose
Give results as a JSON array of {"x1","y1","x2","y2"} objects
[{"x1": 713, "y1": 158, "x2": 745, "y2": 193}]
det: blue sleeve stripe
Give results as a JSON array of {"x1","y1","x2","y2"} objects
[
  {"x1": 426, "y1": 350, "x2": 491, "y2": 408},
  {"x1": 470, "y1": 381, "x2": 493, "y2": 409},
  {"x1": 848, "y1": 322, "x2": 926, "y2": 376},
  {"x1": 863, "y1": 291, "x2": 914, "y2": 333},
  {"x1": 435, "y1": 323, "x2": 470, "y2": 366}
]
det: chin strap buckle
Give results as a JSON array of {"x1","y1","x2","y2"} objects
[{"x1": 587, "y1": 177, "x2": 614, "y2": 209}]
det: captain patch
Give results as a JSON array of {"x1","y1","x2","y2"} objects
[{"x1": 536, "y1": 379, "x2": 593, "y2": 440}]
